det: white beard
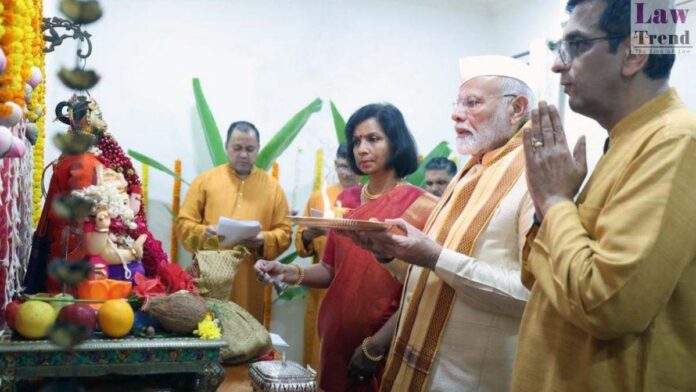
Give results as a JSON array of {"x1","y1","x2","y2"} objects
[{"x1": 455, "y1": 106, "x2": 511, "y2": 156}]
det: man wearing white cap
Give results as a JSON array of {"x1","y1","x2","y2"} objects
[{"x1": 342, "y1": 55, "x2": 536, "y2": 391}]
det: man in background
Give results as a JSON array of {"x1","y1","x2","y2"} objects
[
  {"x1": 176, "y1": 121, "x2": 291, "y2": 322},
  {"x1": 423, "y1": 157, "x2": 457, "y2": 197}
]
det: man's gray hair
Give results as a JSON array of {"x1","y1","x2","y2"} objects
[{"x1": 497, "y1": 76, "x2": 536, "y2": 125}]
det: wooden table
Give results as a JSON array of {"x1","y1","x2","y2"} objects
[{"x1": 0, "y1": 335, "x2": 227, "y2": 391}]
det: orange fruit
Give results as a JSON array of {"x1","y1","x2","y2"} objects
[{"x1": 97, "y1": 299, "x2": 134, "y2": 338}]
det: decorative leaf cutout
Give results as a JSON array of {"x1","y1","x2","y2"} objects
[
  {"x1": 256, "y1": 98, "x2": 323, "y2": 171},
  {"x1": 52, "y1": 132, "x2": 96, "y2": 156},
  {"x1": 127, "y1": 149, "x2": 190, "y2": 185},
  {"x1": 51, "y1": 195, "x2": 94, "y2": 220},
  {"x1": 192, "y1": 78, "x2": 228, "y2": 166},
  {"x1": 404, "y1": 141, "x2": 452, "y2": 187},
  {"x1": 49, "y1": 322, "x2": 90, "y2": 349},
  {"x1": 330, "y1": 101, "x2": 346, "y2": 145},
  {"x1": 47, "y1": 258, "x2": 92, "y2": 286}
]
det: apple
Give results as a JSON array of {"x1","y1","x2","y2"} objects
[
  {"x1": 4, "y1": 300, "x2": 22, "y2": 330},
  {"x1": 57, "y1": 304, "x2": 97, "y2": 336}
]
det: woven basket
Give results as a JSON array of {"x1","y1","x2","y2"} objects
[
  {"x1": 206, "y1": 298, "x2": 271, "y2": 364},
  {"x1": 187, "y1": 245, "x2": 248, "y2": 300}
]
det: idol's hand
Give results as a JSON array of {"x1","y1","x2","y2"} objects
[
  {"x1": 240, "y1": 232, "x2": 264, "y2": 249},
  {"x1": 523, "y1": 101, "x2": 587, "y2": 220}
]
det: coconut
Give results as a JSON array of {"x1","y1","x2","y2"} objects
[{"x1": 141, "y1": 291, "x2": 206, "y2": 334}]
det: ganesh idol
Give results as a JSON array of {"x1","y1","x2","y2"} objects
[{"x1": 25, "y1": 94, "x2": 169, "y2": 293}]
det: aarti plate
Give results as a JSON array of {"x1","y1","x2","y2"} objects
[{"x1": 289, "y1": 216, "x2": 391, "y2": 231}]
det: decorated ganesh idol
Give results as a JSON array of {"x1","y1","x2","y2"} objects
[
  {"x1": 74, "y1": 167, "x2": 148, "y2": 283},
  {"x1": 25, "y1": 95, "x2": 169, "y2": 293}
]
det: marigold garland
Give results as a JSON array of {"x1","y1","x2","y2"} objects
[
  {"x1": 313, "y1": 149, "x2": 323, "y2": 192},
  {"x1": 170, "y1": 159, "x2": 182, "y2": 264},
  {"x1": 30, "y1": 0, "x2": 45, "y2": 227},
  {"x1": 0, "y1": 0, "x2": 45, "y2": 306},
  {"x1": 263, "y1": 162, "x2": 281, "y2": 330},
  {"x1": 141, "y1": 163, "x2": 149, "y2": 209}
]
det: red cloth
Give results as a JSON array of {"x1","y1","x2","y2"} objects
[
  {"x1": 36, "y1": 154, "x2": 102, "y2": 293},
  {"x1": 317, "y1": 185, "x2": 430, "y2": 392}
]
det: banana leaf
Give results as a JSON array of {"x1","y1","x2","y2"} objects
[
  {"x1": 127, "y1": 149, "x2": 190, "y2": 185},
  {"x1": 256, "y1": 98, "x2": 323, "y2": 171},
  {"x1": 404, "y1": 141, "x2": 452, "y2": 187},
  {"x1": 192, "y1": 78, "x2": 227, "y2": 166},
  {"x1": 275, "y1": 286, "x2": 308, "y2": 303},
  {"x1": 330, "y1": 101, "x2": 346, "y2": 144}
]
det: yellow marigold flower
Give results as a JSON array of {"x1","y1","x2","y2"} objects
[{"x1": 193, "y1": 315, "x2": 222, "y2": 340}]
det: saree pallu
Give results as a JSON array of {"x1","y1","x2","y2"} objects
[{"x1": 317, "y1": 185, "x2": 437, "y2": 392}]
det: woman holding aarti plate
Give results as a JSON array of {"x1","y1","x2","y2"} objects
[{"x1": 255, "y1": 103, "x2": 437, "y2": 391}]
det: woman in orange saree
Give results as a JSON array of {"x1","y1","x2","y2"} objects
[{"x1": 256, "y1": 103, "x2": 437, "y2": 392}]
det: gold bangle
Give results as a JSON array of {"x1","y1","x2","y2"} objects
[
  {"x1": 361, "y1": 337, "x2": 384, "y2": 362},
  {"x1": 293, "y1": 263, "x2": 305, "y2": 286}
]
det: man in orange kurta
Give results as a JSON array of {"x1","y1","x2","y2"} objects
[
  {"x1": 176, "y1": 121, "x2": 291, "y2": 322},
  {"x1": 295, "y1": 143, "x2": 360, "y2": 371}
]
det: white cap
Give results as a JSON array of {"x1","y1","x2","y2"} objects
[{"x1": 458, "y1": 55, "x2": 536, "y2": 91}]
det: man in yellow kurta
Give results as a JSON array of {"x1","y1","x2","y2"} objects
[
  {"x1": 176, "y1": 121, "x2": 291, "y2": 323},
  {"x1": 295, "y1": 143, "x2": 360, "y2": 372},
  {"x1": 513, "y1": 1, "x2": 696, "y2": 391}
]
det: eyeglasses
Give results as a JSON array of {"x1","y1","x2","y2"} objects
[
  {"x1": 555, "y1": 35, "x2": 626, "y2": 65},
  {"x1": 452, "y1": 94, "x2": 518, "y2": 114}
]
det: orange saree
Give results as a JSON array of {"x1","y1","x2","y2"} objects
[{"x1": 317, "y1": 184, "x2": 437, "y2": 392}]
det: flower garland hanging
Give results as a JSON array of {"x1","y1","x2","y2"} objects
[
  {"x1": 313, "y1": 148, "x2": 323, "y2": 192},
  {"x1": 141, "y1": 163, "x2": 149, "y2": 209},
  {"x1": 170, "y1": 159, "x2": 181, "y2": 264},
  {"x1": 30, "y1": 0, "x2": 45, "y2": 226},
  {"x1": 0, "y1": 0, "x2": 45, "y2": 308}
]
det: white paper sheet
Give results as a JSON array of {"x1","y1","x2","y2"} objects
[{"x1": 216, "y1": 217, "x2": 261, "y2": 246}]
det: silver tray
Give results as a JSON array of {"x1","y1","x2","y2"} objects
[{"x1": 249, "y1": 359, "x2": 317, "y2": 392}]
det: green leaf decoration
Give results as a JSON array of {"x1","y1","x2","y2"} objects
[
  {"x1": 274, "y1": 285, "x2": 308, "y2": 303},
  {"x1": 330, "y1": 101, "x2": 346, "y2": 144},
  {"x1": 256, "y1": 98, "x2": 323, "y2": 171},
  {"x1": 278, "y1": 251, "x2": 298, "y2": 265},
  {"x1": 192, "y1": 78, "x2": 228, "y2": 166},
  {"x1": 404, "y1": 141, "x2": 452, "y2": 187},
  {"x1": 127, "y1": 149, "x2": 190, "y2": 185}
]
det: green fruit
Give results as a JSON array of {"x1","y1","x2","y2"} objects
[{"x1": 51, "y1": 293, "x2": 74, "y2": 313}]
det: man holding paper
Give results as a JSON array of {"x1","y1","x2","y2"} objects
[{"x1": 175, "y1": 121, "x2": 292, "y2": 322}]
